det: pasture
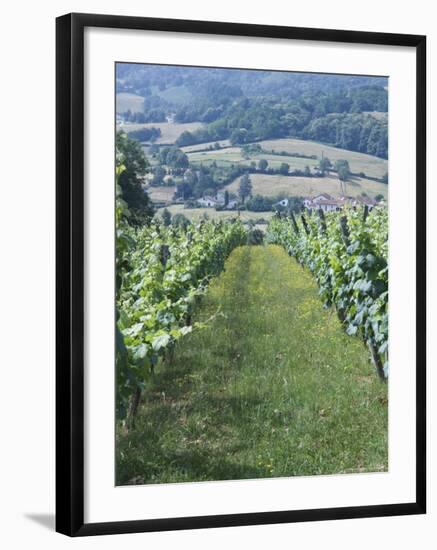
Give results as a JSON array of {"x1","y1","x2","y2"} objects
[
  {"x1": 156, "y1": 204, "x2": 274, "y2": 223},
  {"x1": 187, "y1": 147, "x2": 319, "y2": 171},
  {"x1": 224, "y1": 173, "x2": 388, "y2": 200},
  {"x1": 146, "y1": 186, "x2": 176, "y2": 203},
  {"x1": 258, "y1": 138, "x2": 388, "y2": 179},
  {"x1": 151, "y1": 84, "x2": 193, "y2": 105},
  {"x1": 123, "y1": 121, "x2": 204, "y2": 144},
  {"x1": 180, "y1": 140, "x2": 231, "y2": 153},
  {"x1": 116, "y1": 92, "x2": 145, "y2": 114}
]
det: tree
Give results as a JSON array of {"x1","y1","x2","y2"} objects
[
  {"x1": 258, "y1": 159, "x2": 268, "y2": 172},
  {"x1": 172, "y1": 213, "x2": 190, "y2": 229},
  {"x1": 152, "y1": 165, "x2": 166, "y2": 186},
  {"x1": 238, "y1": 173, "x2": 252, "y2": 203},
  {"x1": 175, "y1": 131, "x2": 195, "y2": 147},
  {"x1": 279, "y1": 163, "x2": 290, "y2": 175},
  {"x1": 230, "y1": 128, "x2": 249, "y2": 145},
  {"x1": 224, "y1": 190, "x2": 229, "y2": 207},
  {"x1": 335, "y1": 159, "x2": 350, "y2": 195},
  {"x1": 318, "y1": 156, "x2": 332, "y2": 176},
  {"x1": 304, "y1": 165, "x2": 311, "y2": 177},
  {"x1": 162, "y1": 208, "x2": 172, "y2": 226},
  {"x1": 381, "y1": 172, "x2": 388, "y2": 184},
  {"x1": 115, "y1": 131, "x2": 154, "y2": 221},
  {"x1": 337, "y1": 166, "x2": 350, "y2": 191},
  {"x1": 166, "y1": 148, "x2": 189, "y2": 169},
  {"x1": 245, "y1": 194, "x2": 275, "y2": 212}
]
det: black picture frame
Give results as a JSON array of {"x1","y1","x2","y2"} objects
[{"x1": 56, "y1": 12, "x2": 426, "y2": 537}]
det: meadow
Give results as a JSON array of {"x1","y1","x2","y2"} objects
[
  {"x1": 156, "y1": 204, "x2": 274, "y2": 223},
  {"x1": 258, "y1": 138, "x2": 388, "y2": 179},
  {"x1": 180, "y1": 140, "x2": 231, "y2": 153},
  {"x1": 117, "y1": 245, "x2": 387, "y2": 484},
  {"x1": 123, "y1": 121, "x2": 204, "y2": 144},
  {"x1": 224, "y1": 173, "x2": 388, "y2": 200},
  {"x1": 151, "y1": 84, "x2": 193, "y2": 105},
  {"x1": 146, "y1": 185, "x2": 176, "y2": 202},
  {"x1": 116, "y1": 92, "x2": 147, "y2": 113},
  {"x1": 186, "y1": 147, "x2": 320, "y2": 171}
]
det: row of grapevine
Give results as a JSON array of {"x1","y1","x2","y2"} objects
[
  {"x1": 266, "y1": 206, "x2": 388, "y2": 379},
  {"x1": 116, "y1": 212, "x2": 247, "y2": 420}
]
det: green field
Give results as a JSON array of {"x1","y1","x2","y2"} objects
[
  {"x1": 151, "y1": 85, "x2": 193, "y2": 105},
  {"x1": 181, "y1": 140, "x2": 231, "y2": 153},
  {"x1": 156, "y1": 204, "x2": 274, "y2": 223},
  {"x1": 122, "y1": 121, "x2": 204, "y2": 144},
  {"x1": 225, "y1": 173, "x2": 388, "y2": 200},
  {"x1": 258, "y1": 138, "x2": 388, "y2": 179},
  {"x1": 116, "y1": 92, "x2": 145, "y2": 114},
  {"x1": 146, "y1": 186, "x2": 176, "y2": 202},
  {"x1": 117, "y1": 245, "x2": 387, "y2": 484},
  {"x1": 187, "y1": 147, "x2": 319, "y2": 171}
]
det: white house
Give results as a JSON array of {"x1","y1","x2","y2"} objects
[
  {"x1": 197, "y1": 196, "x2": 219, "y2": 208},
  {"x1": 304, "y1": 193, "x2": 381, "y2": 212},
  {"x1": 314, "y1": 199, "x2": 342, "y2": 212},
  {"x1": 304, "y1": 193, "x2": 341, "y2": 211}
]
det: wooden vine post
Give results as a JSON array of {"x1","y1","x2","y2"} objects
[
  {"x1": 159, "y1": 244, "x2": 170, "y2": 268},
  {"x1": 290, "y1": 211, "x2": 300, "y2": 234},
  {"x1": 317, "y1": 208, "x2": 327, "y2": 234},
  {"x1": 301, "y1": 213, "x2": 310, "y2": 235},
  {"x1": 339, "y1": 215, "x2": 350, "y2": 248}
]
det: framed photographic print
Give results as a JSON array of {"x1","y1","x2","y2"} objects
[{"x1": 56, "y1": 12, "x2": 426, "y2": 536}]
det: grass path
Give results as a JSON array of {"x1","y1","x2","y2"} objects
[{"x1": 117, "y1": 245, "x2": 388, "y2": 485}]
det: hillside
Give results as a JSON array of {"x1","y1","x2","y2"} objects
[
  {"x1": 117, "y1": 245, "x2": 387, "y2": 484},
  {"x1": 259, "y1": 138, "x2": 388, "y2": 179},
  {"x1": 122, "y1": 121, "x2": 204, "y2": 144},
  {"x1": 224, "y1": 173, "x2": 388, "y2": 200},
  {"x1": 116, "y1": 92, "x2": 145, "y2": 114}
]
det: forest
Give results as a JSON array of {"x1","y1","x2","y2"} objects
[{"x1": 118, "y1": 65, "x2": 388, "y2": 158}]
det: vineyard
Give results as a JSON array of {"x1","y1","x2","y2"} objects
[
  {"x1": 116, "y1": 194, "x2": 247, "y2": 419},
  {"x1": 116, "y1": 198, "x2": 388, "y2": 422},
  {"x1": 116, "y1": 161, "x2": 388, "y2": 482},
  {"x1": 267, "y1": 206, "x2": 388, "y2": 379}
]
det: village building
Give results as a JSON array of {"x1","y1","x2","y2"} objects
[
  {"x1": 226, "y1": 199, "x2": 239, "y2": 209},
  {"x1": 303, "y1": 193, "x2": 382, "y2": 212},
  {"x1": 196, "y1": 193, "x2": 238, "y2": 209},
  {"x1": 197, "y1": 196, "x2": 220, "y2": 208}
]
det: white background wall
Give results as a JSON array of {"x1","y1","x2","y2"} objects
[{"x1": 0, "y1": 0, "x2": 434, "y2": 547}]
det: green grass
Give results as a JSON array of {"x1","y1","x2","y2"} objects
[
  {"x1": 116, "y1": 245, "x2": 388, "y2": 485},
  {"x1": 258, "y1": 138, "x2": 388, "y2": 179},
  {"x1": 116, "y1": 92, "x2": 145, "y2": 114},
  {"x1": 225, "y1": 173, "x2": 388, "y2": 200},
  {"x1": 186, "y1": 147, "x2": 319, "y2": 171},
  {"x1": 185, "y1": 139, "x2": 387, "y2": 179},
  {"x1": 151, "y1": 85, "x2": 193, "y2": 105},
  {"x1": 155, "y1": 204, "x2": 274, "y2": 223},
  {"x1": 146, "y1": 185, "x2": 176, "y2": 202},
  {"x1": 180, "y1": 140, "x2": 231, "y2": 153},
  {"x1": 122, "y1": 121, "x2": 204, "y2": 144}
]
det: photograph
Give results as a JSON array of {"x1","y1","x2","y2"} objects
[{"x1": 114, "y1": 63, "x2": 389, "y2": 486}]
